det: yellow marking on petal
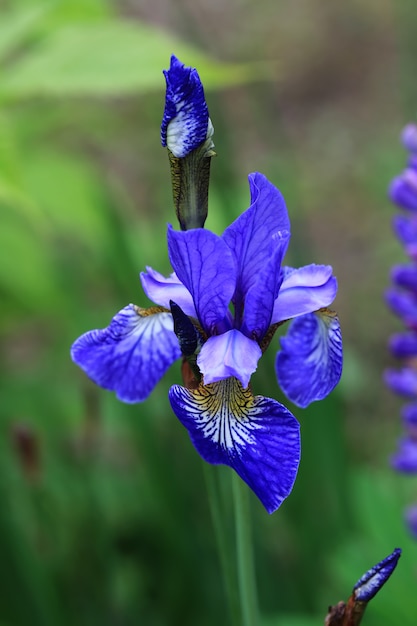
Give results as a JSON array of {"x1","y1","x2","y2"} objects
[
  {"x1": 134, "y1": 305, "x2": 169, "y2": 317},
  {"x1": 185, "y1": 378, "x2": 261, "y2": 450}
]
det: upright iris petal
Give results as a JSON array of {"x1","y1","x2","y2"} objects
[
  {"x1": 167, "y1": 225, "x2": 236, "y2": 334},
  {"x1": 169, "y1": 378, "x2": 300, "y2": 514},
  {"x1": 161, "y1": 55, "x2": 213, "y2": 158},
  {"x1": 223, "y1": 172, "x2": 290, "y2": 313}
]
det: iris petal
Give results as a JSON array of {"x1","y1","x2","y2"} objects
[
  {"x1": 276, "y1": 310, "x2": 342, "y2": 408},
  {"x1": 242, "y1": 232, "x2": 289, "y2": 339},
  {"x1": 223, "y1": 172, "x2": 290, "y2": 311},
  {"x1": 140, "y1": 267, "x2": 196, "y2": 317},
  {"x1": 272, "y1": 264, "x2": 337, "y2": 323},
  {"x1": 169, "y1": 377, "x2": 300, "y2": 514},
  {"x1": 167, "y1": 225, "x2": 236, "y2": 334},
  {"x1": 197, "y1": 330, "x2": 262, "y2": 388},
  {"x1": 71, "y1": 305, "x2": 181, "y2": 403}
]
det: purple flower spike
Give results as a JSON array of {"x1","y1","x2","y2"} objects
[
  {"x1": 388, "y1": 332, "x2": 417, "y2": 358},
  {"x1": 161, "y1": 55, "x2": 213, "y2": 157},
  {"x1": 389, "y1": 169, "x2": 417, "y2": 211},
  {"x1": 402, "y1": 124, "x2": 417, "y2": 153},
  {"x1": 353, "y1": 548, "x2": 401, "y2": 602},
  {"x1": 391, "y1": 264, "x2": 417, "y2": 292},
  {"x1": 391, "y1": 436, "x2": 417, "y2": 473},
  {"x1": 405, "y1": 505, "x2": 417, "y2": 538},
  {"x1": 384, "y1": 367, "x2": 417, "y2": 397}
]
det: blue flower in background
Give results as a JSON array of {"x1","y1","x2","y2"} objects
[
  {"x1": 385, "y1": 122, "x2": 417, "y2": 535},
  {"x1": 72, "y1": 172, "x2": 342, "y2": 513}
]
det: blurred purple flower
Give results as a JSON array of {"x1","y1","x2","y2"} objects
[{"x1": 385, "y1": 121, "x2": 417, "y2": 536}]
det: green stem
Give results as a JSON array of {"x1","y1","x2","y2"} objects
[
  {"x1": 232, "y1": 472, "x2": 260, "y2": 626},
  {"x1": 203, "y1": 463, "x2": 240, "y2": 626}
]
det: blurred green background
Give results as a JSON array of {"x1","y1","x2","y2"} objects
[{"x1": 1, "y1": 0, "x2": 417, "y2": 624}]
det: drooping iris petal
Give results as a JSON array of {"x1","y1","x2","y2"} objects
[
  {"x1": 161, "y1": 55, "x2": 213, "y2": 158},
  {"x1": 169, "y1": 377, "x2": 300, "y2": 514},
  {"x1": 197, "y1": 330, "x2": 262, "y2": 388},
  {"x1": 391, "y1": 437, "x2": 417, "y2": 473},
  {"x1": 140, "y1": 267, "x2": 196, "y2": 317},
  {"x1": 271, "y1": 264, "x2": 337, "y2": 323},
  {"x1": 222, "y1": 173, "x2": 290, "y2": 312},
  {"x1": 353, "y1": 548, "x2": 401, "y2": 602},
  {"x1": 276, "y1": 310, "x2": 342, "y2": 408},
  {"x1": 71, "y1": 305, "x2": 181, "y2": 403},
  {"x1": 167, "y1": 225, "x2": 236, "y2": 334},
  {"x1": 242, "y1": 232, "x2": 289, "y2": 339}
]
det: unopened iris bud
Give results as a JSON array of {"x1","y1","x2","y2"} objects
[
  {"x1": 161, "y1": 55, "x2": 215, "y2": 230},
  {"x1": 325, "y1": 548, "x2": 401, "y2": 626}
]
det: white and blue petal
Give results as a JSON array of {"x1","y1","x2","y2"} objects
[
  {"x1": 276, "y1": 310, "x2": 342, "y2": 408},
  {"x1": 197, "y1": 330, "x2": 262, "y2": 388},
  {"x1": 167, "y1": 225, "x2": 236, "y2": 334},
  {"x1": 353, "y1": 548, "x2": 401, "y2": 602},
  {"x1": 272, "y1": 264, "x2": 337, "y2": 323},
  {"x1": 222, "y1": 173, "x2": 290, "y2": 311},
  {"x1": 71, "y1": 304, "x2": 181, "y2": 403},
  {"x1": 169, "y1": 378, "x2": 300, "y2": 514},
  {"x1": 140, "y1": 266, "x2": 196, "y2": 317},
  {"x1": 161, "y1": 55, "x2": 213, "y2": 158}
]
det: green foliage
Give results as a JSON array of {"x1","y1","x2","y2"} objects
[{"x1": 0, "y1": 1, "x2": 415, "y2": 625}]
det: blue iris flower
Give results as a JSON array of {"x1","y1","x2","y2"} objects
[{"x1": 71, "y1": 172, "x2": 342, "y2": 513}]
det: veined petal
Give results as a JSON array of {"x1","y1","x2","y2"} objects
[
  {"x1": 71, "y1": 305, "x2": 181, "y2": 403},
  {"x1": 167, "y1": 225, "x2": 236, "y2": 334},
  {"x1": 242, "y1": 232, "x2": 289, "y2": 339},
  {"x1": 197, "y1": 330, "x2": 262, "y2": 388},
  {"x1": 276, "y1": 310, "x2": 342, "y2": 408},
  {"x1": 161, "y1": 55, "x2": 213, "y2": 158},
  {"x1": 140, "y1": 266, "x2": 196, "y2": 317},
  {"x1": 272, "y1": 264, "x2": 337, "y2": 323},
  {"x1": 169, "y1": 377, "x2": 300, "y2": 514},
  {"x1": 222, "y1": 173, "x2": 290, "y2": 310}
]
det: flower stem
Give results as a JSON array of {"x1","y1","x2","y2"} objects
[
  {"x1": 232, "y1": 472, "x2": 260, "y2": 626},
  {"x1": 203, "y1": 463, "x2": 240, "y2": 626}
]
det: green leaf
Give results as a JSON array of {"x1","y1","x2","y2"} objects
[
  {"x1": 0, "y1": 4, "x2": 52, "y2": 63},
  {"x1": 0, "y1": 20, "x2": 275, "y2": 98}
]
